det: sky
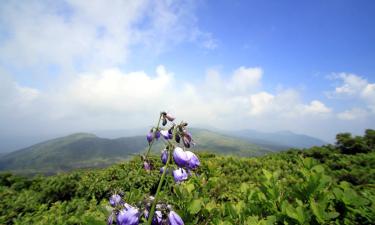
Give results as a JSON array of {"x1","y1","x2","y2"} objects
[{"x1": 0, "y1": 0, "x2": 374, "y2": 148}]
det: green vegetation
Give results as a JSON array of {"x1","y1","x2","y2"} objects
[{"x1": 0, "y1": 130, "x2": 374, "y2": 224}]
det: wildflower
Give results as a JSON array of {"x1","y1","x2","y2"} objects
[
  {"x1": 161, "y1": 149, "x2": 168, "y2": 164},
  {"x1": 154, "y1": 130, "x2": 161, "y2": 139},
  {"x1": 160, "y1": 130, "x2": 172, "y2": 140},
  {"x1": 172, "y1": 168, "x2": 188, "y2": 183},
  {"x1": 109, "y1": 194, "x2": 122, "y2": 207},
  {"x1": 117, "y1": 205, "x2": 140, "y2": 225},
  {"x1": 165, "y1": 113, "x2": 175, "y2": 121},
  {"x1": 147, "y1": 131, "x2": 153, "y2": 144},
  {"x1": 173, "y1": 147, "x2": 189, "y2": 167},
  {"x1": 143, "y1": 161, "x2": 151, "y2": 171},
  {"x1": 152, "y1": 211, "x2": 162, "y2": 225},
  {"x1": 185, "y1": 151, "x2": 200, "y2": 170},
  {"x1": 168, "y1": 211, "x2": 184, "y2": 225},
  {"x1": 182, "y1": 132, "x2": 192, "y2": 148}
]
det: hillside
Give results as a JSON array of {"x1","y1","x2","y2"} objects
[
  {"x1": 0, "y1": 130, "x2": 374, "y2": 224},
  {"x1": 0, "y1": 133, "x2": 147, "y2": 174},
  {"x1": 0, "y1": 130, "x2": 271, "y2": 174},
  {"x1": 189, "y1": 128, "x2": 271, "y2": 156}
]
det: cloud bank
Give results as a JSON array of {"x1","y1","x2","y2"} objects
[
  {"x1": 4, "y1": 64, "x2": 373, "y2": 143},
  {"x1": 0, "y1": 0, "x2": 374, "y2": 148}
]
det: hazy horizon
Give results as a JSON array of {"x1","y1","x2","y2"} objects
[{"x1": 1, "y1": 1, "x2": 374, "y2": 151}]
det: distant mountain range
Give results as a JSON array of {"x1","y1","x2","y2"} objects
[
  {"x1": 226, "y1": 129, "x2": 327, "y2": 151},
  {"x1": 0, "y1": 128, "x2": 327, "y2": 174}
]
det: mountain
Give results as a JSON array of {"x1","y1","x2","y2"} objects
[
  {"x1": 0, "y1": 130, "x2": 270, "y2": 174},
  {"x1": 0, "y1": 133, "x2": 147, "y2": 174},
  {"x1": 188, "y1": 128, "x2": 271, "y2": 156},
  {"x1": 227, "y1": 129, "x2": 327, "y2": 151}
]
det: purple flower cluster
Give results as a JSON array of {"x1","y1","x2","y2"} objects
[
  {"x1": 159, "y1": 146, "x2": 200, "y2": 183},
  {"x1": 144, "y1": 202, "x2": 184, "y2": 225},
  {"x1": 107, "y1": 194, "x2": 185, "y2": 225},
  {"x1": 146, "y1": 112, "x2": 175, "y2": 144},
  {"x1": 171, "y1": 147, "x2": 200, "y2": 183},
  {"x1": 107, "y1": 194, "x2": 140, "y2": 225}
]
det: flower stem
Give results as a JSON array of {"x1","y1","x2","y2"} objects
[
  {"x1": 127, "y1": 113, "x2": 162, "y2": 202},
  {"x1": 146, "y1": 149, "x2": 171, "y2": 225}
]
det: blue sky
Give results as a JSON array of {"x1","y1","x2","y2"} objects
[{"x1": 0, "y1": 0, "x2": 374, "y2": 144}]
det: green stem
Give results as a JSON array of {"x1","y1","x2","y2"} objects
[
  {"x1": 127, "y1": 113, "x2": 162, "y2": 202},
  {"x1": 146, "y1": 126, "x2": 177, "y2": 225},
  {"x1": 146, "y1": 148, "x2": 171, "y2": 225}
]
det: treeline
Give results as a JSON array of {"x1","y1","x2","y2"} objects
[{"x1": 0, "y1": 130, "x2": 374, "y2": 224}]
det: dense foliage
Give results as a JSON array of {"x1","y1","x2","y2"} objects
[{"x1": 0, "y1": 130, "x2": 374, "y2": 225}]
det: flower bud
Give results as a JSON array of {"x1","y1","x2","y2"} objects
[
  {"x1": 172, "y1": 168, "x2": 188, "y2": 183},
  {"x1": 182, "y1": 137, "x2": 191, "y2": 148},
  {"x1": 117, "y1": 206, "x2": 139, "y2": 225},
  {"x1": 175, "y1": 134, "x2": 181, "y2": 143},
  {"x1": 147, "y1": 132, "x2": 153, "y2": 143},
  {"x1": 162, "y1": 118, "x2": 167, "y2": 126},
  {"x1": 184, "y1": 132, "x2": 192, "y2": 142},
  {"x1": 109, "y1": 194, "x2": 122, "y2": 207},
  {"x1": 168, "y1": 211, "x2": 184, "y2": 225},
  {"x1": 165, "y1": 113, "x2": 175, "y2": 121},
  {"x1": 154, "y1": 130, "x2": 161, "y2": 139},
  {"x1": 161, "y1": 149, "x2": 168, "y2": 164},
  {"x1": 185, "y1": 151, "x2": 200, "y2": 170},
  {"x1": 173, "y1": 147, "x2": 189, "y2": 167}
]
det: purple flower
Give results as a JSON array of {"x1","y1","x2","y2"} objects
[
  {"x1": 184, "y1": 132, "x2": 192, "y2": 142},
  {"x1": 160, "y1": 130, "x2": 170, "y2": 140},
  {"x1": 143, "y1": 161, "x2": 151, "y2": 171},
  {"x1": 152, "y1": 211, "x2": 162, "y2": 225},
  {"x1": 182, "y1": 137, "x2": 190, "y2": 148},
  {"x1": 173, "y1": 147, "x2": 189, "y2": 167},
  {"x1": 161, "y1": 149, "x2": 168, "y2": 164},
  {"x1": 168, "y1": 211, "x2": 184, "y2": 225},
  {"x1": 154, "y1": 130, "x2": 161, "y2": 139},
  {"x1": 144, "y1": 209, "x2": 162, "y2": 225},
  {"x1": 117, "y1": 206, "x2": 139, "y2": 225},
  {"x1": 160, "y1": 166, "x2": 170, "y2": 174},
  {"x1": 185, "y1": 151, "x2": 200, "y2": 170},
  {"x1": 147, "y1": 132, "x2": 153, "y2": 144},
  {"x1": 109, "y1": 194, "x2": 122, "y2": 207},
  {"x1": 173, "y1": 168, "x2": 188, "y2": 183}
]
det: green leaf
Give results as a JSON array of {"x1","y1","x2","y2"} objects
[{"x1": 188, "y1": 199, "x2": 202, "y2": 215}]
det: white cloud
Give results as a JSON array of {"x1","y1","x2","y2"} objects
[
  {"x1": 301, "y1": 100, "x2": 332, "y2": 114},
  {"x1": 2, "y1": 65, "x2": 375, "y2": 143},
  {"x1": 67, "y1": 65, "x2": 172, "y2": 113},
  {"x1": 229, "y1": 67, "x2": 263, "y2": 92},
  {"x1": 329, "y1": 73, "x2": 375, "y2": 113},
  {"x1": 249, "y1": 92, "x2": 274, "y2": 115},
  {"x1": 333, "y1": 73, "x2": 368, "y2": 96},
  {"x1": 337, "y1": 108, "x2": 368, "y2": 120},
  {"x1": 0, "y1": 0, "x2": 216, "y2": 71}
]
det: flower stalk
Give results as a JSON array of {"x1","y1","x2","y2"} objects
[
  {"x1": 127, "y1": 113, "x2": 163, "y2": 202},
  {"x1": 146, "y1": 145, "x2": 171, "y2": 225}
]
